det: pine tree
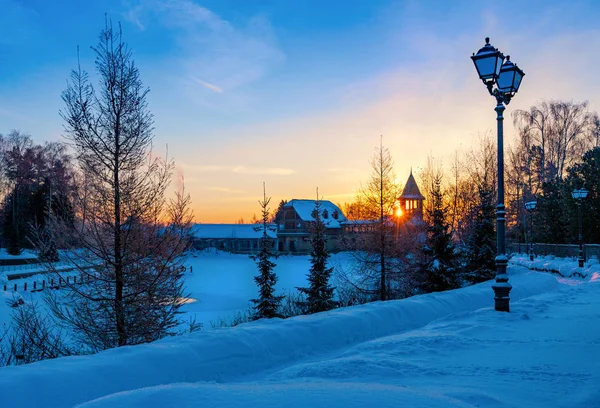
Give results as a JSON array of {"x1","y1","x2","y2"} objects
[
  {"x1": 251, "y1": 183, "x2": 284, "y2": 320},
  {"x1": 272, "y1": 199, "x2": 288, "y2": 223},
  {"x1": 297, "y1": 193, "x2": 337, "y2": 314},
  {"x1": 420, "y1": 175, "x2": 460, "y2": 293},
  {"x1": 464, "y1": 186, "x2": 495, "y2": 283}
]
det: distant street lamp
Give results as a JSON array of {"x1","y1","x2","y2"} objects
[
  {"x1": 471, "y1": 37, "x2": 525, "y2": 312},
  {"x1": 572, "y1": 188, "x2": 589, "y2": 268},
  {"x1": 524, "y1": 200, "x2": 537, "y2": 261}
]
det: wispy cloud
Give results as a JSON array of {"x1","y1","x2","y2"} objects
[
  {"x1": 207, "y1": 186, "x2": 245, "y2": 194},
  {"x1": 190, "y1": 76, "x2": 223, "y2": 94},
  {"x1": 322, "y1": 192, "x2": 355, "y2": 200},
  {"x1": 124, "y1": 0, "x2": 284, "y2": 103},
  {"x1": 179, "y1": 163, "x2": 224, "y2": 172},
  {"x1": 0, "y1": 106, "x2": 27, "y2": 121},
  {"x1": 180, "y1": 162, "x2": 295, "y2": 176},
  {"x1": 232, "y1": 166, "x2": 296, "y2": 176}
]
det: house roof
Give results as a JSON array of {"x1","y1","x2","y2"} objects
[
  {"x1": 191, "y1": 224, "x2": 276, "y2": 239},
  {"x1": 400, "y1": 171, "x2": 425, "y2": 200},
  {"x1": 283, "y1": 199, "x2": 347, "y2": 228}
]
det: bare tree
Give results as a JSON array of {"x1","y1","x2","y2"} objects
[
  {"x1": 588, "y1": 114, "x2": 600, "y2": 148},
  {"x1": 48, "y1": 20, "x2": 192, "y2": 351},
  {"x1": 1, "y1": 300, "x2": 71, "y2": 367},
  {"x1": 418, "y1": 155, "x2": 445, "y2": 224},
  {"x1": 513, "y1": 103, "x2": 550, "y2": 184},
  {"x1": 513, "y1": 100, "x2": 595, "y2": 181},
  {"x1": 344, "y1": 138, "x2": 400, "y2": 301}
]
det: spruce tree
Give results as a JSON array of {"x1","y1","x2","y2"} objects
[
  {"x1": 536, "y1": 179, "x2": 569, "y2": 244},
  {"x1": 297, "y1": 194, "x2": 337, "y2": 314},
  {"x1": 251, "y1": 183, "x2": 284, "y2": 320},
  {"x1": 565, "y1": 146, "x2": 600, "y2": 243},
  {"x1": 420, "y1": 175, "x2": 460, "y2": 293},
  {"x1": 464, "y1": 186, "x2": 495, "y2": 283}
]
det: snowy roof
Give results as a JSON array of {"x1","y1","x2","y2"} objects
[
  {"x1": 284, "y1": 199, "x2": 347, "y2": 228},
  {"x1": 341, "y1": 219, "x2": 376, "y2": 225},
  {"x1": 191, "y1": 224, "x2": 276, "y2": 239},
  {"x1": 400, "y1": 171, "x2": 425, "y2": 200}
]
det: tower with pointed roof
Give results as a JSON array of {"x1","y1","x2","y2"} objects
[{"x1": 399, "y1": 169, "x2": 425, "y2": 220}]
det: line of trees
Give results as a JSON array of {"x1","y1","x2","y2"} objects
[
  {"x1": 0, "y1": 131, "x2": 75, "y2": 256},
  {"x1": 508, "y1": 100, "x2": 600, "y2": 245}
]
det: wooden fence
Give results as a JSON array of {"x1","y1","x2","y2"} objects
[
  {"x1": 2, "y1": 274, "x2": 93, "y2": 292},
  {"x1": 508, "y1": 243, "x2": 600, "y2": 260}
]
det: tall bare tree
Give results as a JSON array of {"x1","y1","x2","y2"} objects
[
  {"x1": 49, "y1": 20, "x2": 192, "y2": 351},
  {"x1": 344, "y1": 138, "x2": 400, "y2": 301}
]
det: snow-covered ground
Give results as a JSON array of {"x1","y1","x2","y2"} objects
[
  {"x1": 510, "y1": 253, "x2": 600, "y2": 278},
  {"x1": 1, "y1": 249, "x2": 348, "y2": 331},
  {"x1": 0, "y1": 253, "x2": 599, "y2": 407}
]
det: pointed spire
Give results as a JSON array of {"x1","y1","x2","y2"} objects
[{"x1": 400, "y1": 171, "x2": 425, "y2": 200}]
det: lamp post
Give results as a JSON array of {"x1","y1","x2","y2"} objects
[
  {"x1": 471, "y1": 37, "x2": 525, "y2": 312},
  {"x1": 572, "y1": 188, "x2": 588, "y2": 267},
  {"x1": 524, "y1": 200, "x2": 537, "y2": 261}
]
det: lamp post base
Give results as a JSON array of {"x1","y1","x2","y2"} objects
[
  {"x1": 492, "y1": 281, "x2": 512, "y2": 312},
  {"x1": 493, "y1": 254, "x2": 511, "y2": 312},
  {"x1": 578, "y1": 259, "x2": 585, "y2": 268}
]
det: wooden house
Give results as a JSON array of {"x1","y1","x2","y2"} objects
[{"x1": 276, "y1": 199, "x2": 347, "y2": 253}]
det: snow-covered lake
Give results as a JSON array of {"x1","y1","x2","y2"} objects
[
  {"x1": 180, "y1": 249, "x2": 353, "y2": 328},
  {"x1": 0, "y1": 250, "x2": 353, "y2": 332}
]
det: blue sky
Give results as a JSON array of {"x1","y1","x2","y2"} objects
[{"x1": 1, "y1": 0, "x2": 600, "y2": 222}]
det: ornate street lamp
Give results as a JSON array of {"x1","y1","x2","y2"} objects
[
  {"x1": 572, "y1": 188, "x2": 588, "y2": 267},
  {"x1": 524, "y1": 200, "x2": 537, "y2": 261},
  {"x1": 471, "y1": 37, "x2": 525, "y2": 312}
]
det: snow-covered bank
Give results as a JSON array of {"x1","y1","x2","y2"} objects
[
  {"x1": 80, "y1": 272, "x2": 600, "y2": 408},
  {"x1": 510, "y1": 254, "x2": 600, "y2": 278},
  {"x1": 0, "y1": 268, "x2": 562, "y2": 408}
]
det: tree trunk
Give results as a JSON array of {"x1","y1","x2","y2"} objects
[{"x1": 114, "y1": 125, "x2": 126, "y2": 347}]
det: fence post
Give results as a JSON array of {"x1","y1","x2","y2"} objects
[
  {"x1": 33, "y1": 281, "x2": 36, "y2": 290},
  {"x1": 24, "y1": 282, "x2": 27, "y2": 291},
  {"x1": 14, "y1": 283, "x2": 17, "y2": 291}
]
